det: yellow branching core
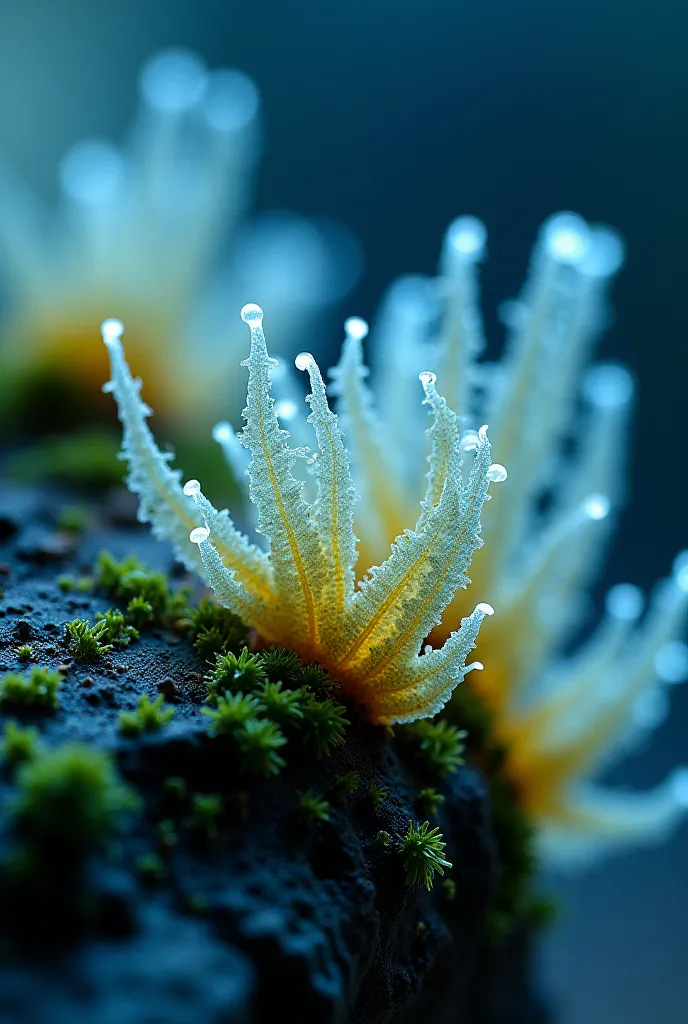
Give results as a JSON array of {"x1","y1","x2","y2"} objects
[{"x1": 101, "y1": 308, "x2": 498, "y2": 725}]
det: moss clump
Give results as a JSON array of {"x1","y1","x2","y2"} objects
[
  {"x1": 258, "y1": 646, "x2": 302, "y2": 685},
  {"x1": 416, "y1": 787, "x2": 445, "y2": 816},
  {"x1": 299, "y1": 695, "x2": 349, "y2": 758},
  {"x1": 184, "y1": 597, "x2": 248, "y2": 659},
  {"x1": 201, "y1": 693, "x2": 262, "y2": 734},
  {"x1": 254, "y1": 680, "x2": 304, "y2": 727},
  {"x1": 136, "y1": 853, "x2": 168, "y2": 885},
  {"x1": 0, "y1": 666, "x2": 63, "y2": 710},
  {"x1": 296, "y1": 790, "x2": 330, "y2": 827},
  {"x1": 125, "y1": 596, "x2": 155, "y2": 628},
  {"x1": 118, "y1": 694, "x2": 175, "y2": 737},
  {"x1": 1, "y1": 721, "x2": 42, "y2": 767},
  {"x1": 206, "y1": 647, "x2": 266, "y2": 700},
  {"x1": 401, "y1": 719, "x2": 466, "y2": 776},
  {"x1": 16, "y1": 645, "x2": 33, "y2": 663},
  {"x1": 297, "y1": 663, "x2": 333, "y2": 693},
  {"x1": 368, "y1": 782, "x2": 387, "y2": 809},
  {"x1": 235, "y1": 719, "x2": 288, "y2": 777},
  {"x1": 66, "y1": 618, "x2": 113, "y2": 662},
  {"x1": 12, "y1": 743, "x2": 138, "y2": 851},
  {"x1": 399, "y1": 820, "x2": 452, "y2": 891},
  {"x1": 185, "y1": 794, "x2": 223, "y2": 841},
  {"x1": 330, "y1": 770, "x2": 359, "y2": 804},
  {"x1": 94, "y1": 551, "x2": 189, "y2": 629},
  {"x1": 374, "y1": 830, "x2": 392, "y2": 849},
  {"x1": 94, "y1": 608, "x2": 139, "y2": 647},
  {"x1": 56, "y1": 505, "x2": 89, "y2": 534}
]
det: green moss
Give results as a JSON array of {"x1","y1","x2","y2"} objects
[
  {"x1": 156, "y1": 818, "x2": 179, "y2": 850},
  {"x1": 163, "y1": 776, "x2": 188, "y2": 806},
  {"x1": 416, "y1": 787, "x2": 445, "y2": 816},
  {"x1": 0, "y1": 666, "x2": 63, "y2": 710},
  {"x1": 16, "y1": 645, "x2": 33, "y2": 663},
  {"x1": 66, "y1": 618, "x2": 113, "y2": 661},
  {"x1": 330, "y1": 770, "x2": 359, "y2": 804},
  {"x1": 94, "y1": 608, "x2": 139, "y2": 647},
  {"x1": 441, "y1": 878, "x2": 457, "y2": 901},
  {"x1": 12, "y1": 743, "x2": 138, "y2": 850},
  {"x1": 184, "y1": 597, "x2": 248, "y2": 657},
  {"x1": 296, "y1": 789, "x2": 330, "y2": 827},
  {"x1": 118, "y1": 694, "x2": 175, "y2": 737},
  {"x1": 258, "y1": 646, "x2": 302, "y2": 685},
  {"x1": 185, "y1": 794, "x2": 223, "y2": 841},
  {"x1": 57, "y1": 505, "x2": 89, "y2": 534},
  {"x1": 94, "y1": 551, "x2": 189, "y2": 629},
  {"x1": 136, "y1": 853, "x2": 168, "y2": 885},
  {"x1": 368, "y1": 782, "x2": 387, "y2": 809},
  {"x1": 299, "y1": 695, "x2": 348, "y2": 758},
  {"x1": 374, "y1": 829, "x2": 392, "y2": 849},
  {"x1": 253, "y1": 680, "x2": 304, "y2": 727},
  {"x1": 7, "y1": 428, "x2": 124, "y2": 491},
  {"x1": 57, "y1": 574, "x2": 76, "y2": 593},
  {"x1": 206, "y1": 647, "x2": 266, "y2": 700},
  {"x1": 399, "y1": 820, "x2": 452, "y2": 891},
  {"x1": 235, "y1": 719, "x2": 287, "y2": 777},
  {"x1": 201, "y1": 693, "x2": 262, "y2": 735},
  {"x1": 125, "y1": 596, "x2": 154, "y2": 628},
  {"x1": 1, "y1": 721, "x2": 42, "y2": 767},
  {"x1": 401, "y1": 719, "x2": 466, "y2": 776},
  {"x1": 297, "y1": 663, "x2": 333, "y2": 693}
]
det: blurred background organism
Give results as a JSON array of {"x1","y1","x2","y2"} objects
[{"x1": 0, "y1": 1, "x2": 686, "y2": 1022}]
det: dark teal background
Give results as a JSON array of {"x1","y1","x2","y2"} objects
[{"x1": 1, "y1": 1, "x2": 686, "y2": 1019}]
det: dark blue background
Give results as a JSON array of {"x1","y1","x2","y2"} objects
[{"x1": 1, "y1": 1, "x2": 686, "y2": 1019}]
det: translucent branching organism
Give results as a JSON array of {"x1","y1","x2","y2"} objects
[
  {"x1": 102, "y1": 308, "x2": 498, "y2": 725},
  {"x1": 324, "y1": 212, "x2": 687, "y2": 866},
  {"x1": 0, "y1": 49, "x2": 359, "y2": 433}
]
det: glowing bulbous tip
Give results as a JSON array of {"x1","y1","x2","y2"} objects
[
  {"x1": 101, "y1": 318, "x2": 124, "y2": 344},
  {"x1": 212, "y1": 422, "x2": 232, "y2": 443},
  {"x1": 418, "y1": 370, "x2": 437, "y2": 386},
  {"x1": 189, "y1": 527, "x2": 210, "y2": 545},
  {"x1": 655, "y1": 641, "x2": 688, "y2": 684},
  {"x1": 673, "y1": 551, "x2": 688, "y2": 592},
  {"x1": 543, "y1": 213, "x2": 590, "y2": 264},
  {"x1": 446, "y1": 216, "x2": 487, "y2": 258},
  {"x1": 295, "y1": 351, "x2": 316, "y2": 372},
  {"x1": 605, "y1": 583, "x2": 644, "y2": 622},
  {"x1": 478, "y1": 423, "x2": 489, "y2": 441},
  {"x1": 487, "y1": 463, "x2": 508, "y2": 483},
  {"x1": 344, "y1": 316, "x2": 369, "y2": 341},
  {"x1": 476, "y1": 602, "x2": 495, "y2": 616},
  {"x1": 275, "y1": 399, "x2": 298, "y2": 421},
  {"x1": 240, "y1": 303, "x2": 264, "y2": 324},
  {"x1": 584, "y1": 493, "x2": 610, "y2": 521},
  {"x1": 183, "y1": 479, "x2": 201, "y2": 497},
  {"x1": 671, "y1": 768, "x2": 688, "y2": 807}
]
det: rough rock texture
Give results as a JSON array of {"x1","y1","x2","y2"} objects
[{"x1": 0, "y1": 484, "x2": 549, "y2": 1023}]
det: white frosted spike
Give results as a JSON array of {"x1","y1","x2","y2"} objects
[
  {"x1": 139, "y1": 49, "x2": 208, "y2": 113},
  {"x1": 581, "y1": 226, "x2": 626, "y2": 279},
  {"x1": 671, "y1": 768, "x2": 688, "y2": 807},
  {"x1": 476, "y1": 602, "x2": 495, "y2": 616},
  {"x1": 478, "y1": 424, "x2": 489, "y2": 440},
  {"x1": 295, "y1": 351, "x2": 316, "y2": 372},
  {"x1": 59, "y1": 140, "x2": 125, "y2": 205},
  {"x1": 633, "y1": 688, "x2": 669, "y2": 729},
  {"x1": 241, "y1": 302, "x2": 264, "y2": 324},
  {"x1": 464, "y1": 661, "x2": 484, "y2": 674},
  {"x1": 212, "y1": 422, "x2": 232, "y2": 444},
  {"x1": 183, "y1": 479, "x2": 202, "y2": 497},
  {"x1": 189, "y1": 526, "x2": 210, "y2": 545},
  {"x1": 655, "y1": 641, "x2": 688, "y2": 684},
  {"x1": 672, "y1": 551, "x2": 688, "y2": 592},
  {"x1": 444, "y1": 215, "x2": 487, "y2": 260},
  {"x1": 583, "y1": 493, "x2": 610, "y2": 521},
  {"x1": 582, "y1": 362, "x2": 634, "y2": 409},
  {"x1": 344, "y1": 316, "x2": 369, "y2": 341},
  {"x1": 101, "y1": 318, "x2": 125, "y2": 345},
  {"x1": 460, "y1": 430, "x2": 480, "y2": 452},
  {"x1": 605, "y1": 583, "x2": 644, "y2": 622},
  {"x1": 275, "y1": 399, "x2": 299, "y2": 421},
  {"x1": 200, "y1": 69, "x2": 259, "y2": 132},
  {"x1": 418, "y1": 370, "x2": 437, "y2": 386},
  {"x1": 541, "y1": 211, "x2": 591, "y2": 265},
  {"x1": 486, "y1": 463, "x2": 508, "y2": 483}
]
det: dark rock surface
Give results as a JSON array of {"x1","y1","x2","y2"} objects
[{"x1": 0, "y1": 484, "x2": 549, "y2": 1023}]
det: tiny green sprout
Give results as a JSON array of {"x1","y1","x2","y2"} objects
[
  {"x1": 186, "y1": 793, "x2": 223, "y2": 840},
  {"x1": 300, "y1": 695, "x2": 349, "y2": 758},
  {"x1": 57, "y1": 574, "x2": 75, "y2": 593},
  {"x1": 95, "y1": 608, "x2": 139, "y2": 647},
  {"x1": 296, "y1": 789, "x2": 331, "y2": 827},
  {"x1": 118, "y1": 693, "x2": 175, "y2": 737},
  {"x1": 403, "y1": 719, "x2": 467, "y2": 776},
  {"x1": 57, "y1": 505, "x2": 89, "y2": 534},
  {"x1": 13, "y1": 743, "x2": 138, "y2": 850},
  {"x1": 201, "y1": 693, "x2": 261, "y2": 736},
  {"x1": 16, "y1": 645, "x2": 33, "y2": 663},
  {"x1": 297, "y1": 663, "x2": 333, "y2": 693},
  {"x1": 66, "y1": 617, "x2": 113, "y2": 662},
  {"x1": 258, "y1": 646, "x2": 302, "y2": 685},
  {"x1": 125, "y1": 595, "x2": 154, "y2": 628},
  {"x1": 76, "y1": 576, "x2": 94, "y2": 592},
  {"x1": 330, "y1": 770, "x2": 359, "y2": 804},
  {"x1": 95, "y1": 551, "x2": 172, "y2": 625},
  {"x1": 193, "y1": 626, "x2": 231, "y2": 662},
  {"x1": 254, "y1": 680, "x2": 304, "y2": 727},
  {"x1": 163, "y1": 775, "x2": 188, "y2": 805},
  {"x1": 206, "y1": 647, "x2": 266, "y2": 699},
  {"x1": 136, "y1": 852, "x2": 167, "y2": 885},
  {"x1": 157, "y1": 818, "x2": 179, "y2": 850},
  {"x1": 374, "y1": 830, "x2": 392, "y2": 849},
  {"x1": 416, "y1": 787, "x2": 445, "y2": 817},
  {"x1": 184, "y1": 597, "x2": 247, "y2": 651},
  {"x1": 368, "y1": 781, "x2": 387, "y2": 809},
  {"x1": 1, "y1": 721, "x2": 41, "y2": 766},
  {"x1": 235, "y1": 718, "x2": 287, "y2": 777},
  {"x1": 0, "y1": 666, "x2": 63, "y2": 710},
  {"x1": 441, "y1": 878, "x2": 457, "y2": 901},
  {"x1": 399, "y1": 820, "x2": 452, "y2": 891}
]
